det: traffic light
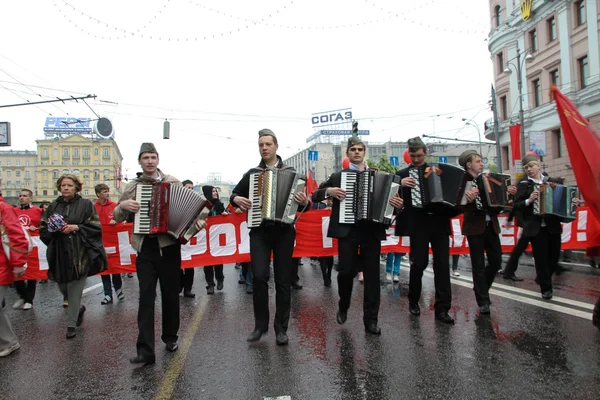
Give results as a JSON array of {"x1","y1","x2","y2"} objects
[{"x1": 352, "y1": 120, "x2": 358, "y2": 136}]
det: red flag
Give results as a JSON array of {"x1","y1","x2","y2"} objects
[
  {"x1": 551, "y1": 85, "x2": 600, "y2": 223},
  {"x1": 306, "y1": 171, "x2": 318, "y2": 197},
  {"x1": 509, "y1": 124, "x2": 521, "y2": 165}
]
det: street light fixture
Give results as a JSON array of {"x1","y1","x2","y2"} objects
[
  {"x1": 503, "y1": 46, "x2": 535, "y2": 158},
  {"x1": 461, "y1": 118, "x2": 483, "y2": 159}
]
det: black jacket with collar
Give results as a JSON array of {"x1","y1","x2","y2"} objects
[
  {"x1": 513, "y1": 175, "x2": 563, "y2": 237},
  {"x1": 230, "y1": 155, "x2": 309, "y2": 227}
]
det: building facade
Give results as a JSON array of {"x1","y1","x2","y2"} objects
[
  {"x1": 0, "y1": 150, "x2": 38, "y2": 205},
  {"x1": 487, "y1": 0, "x2": 600, "y2": 185},
  {"x1": 35, "y1": 134, "x2": 123, "y2": 203}
]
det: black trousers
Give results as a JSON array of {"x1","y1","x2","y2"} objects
[
  {"x1": 337, "y1": 229, "x2": 381, "y2": 327},
  {"x1": 291, "y1": 258, "x2": 300, "y2": 284},
  {"x1": 203, "y1": 265, "x2": 224, "y2": 287},
  {"x1": 408, "y1": 230, "x2": 452, "y2": 312},
  {"x1": 504, "y1": 234, "x2": 530, "y2": 277},
  {"x1": 320, "y1": 256, "x2": 334, "y2": 282},
  {"x1": 467, "y1": 224, "x2": 502, "y2": 306},
  {"x1": 14, "y1": 280, "x2": 36, "y2": 304},
  {"x1": 180, "y1": 268, "x2": 195, "y2": 292},
  {"x1": 135, "y1": 237, "x2": 181, "y2": 358},
  {"x1": 250, "y1": 225, "x2": 295, "y2": 334},
  {"x1": 530, "y1": 227, "x2": 561, "y2": 293}
]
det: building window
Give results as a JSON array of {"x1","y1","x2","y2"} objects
[
  {"x1": 42, "y1": 148, "x2": 49, "y2": 158},
  {"x1": 54, "y1": 190, "x2": 58, "y2": 196},
  {"x1": 552, "y1": 129, "x2": 562, "y2": 158},
  {"x1": 84, "y1": 180, "x2": 89, "y2": 187},
  {"x1": 94, "y1": 170, "x2": 100, "y2": 179},
  {"x1": 501, "y1": 145, "x2": 510, "y2": 171},
  {"x1": 83, "y1": 170, "x2": 89, "y2": 177},
  {"x1": 499, "y1": 95, "x2": 508, "y2": 120},
  {"x1": 72, "y1": 160, "x2": 79, "y2": 166},
  {"x1": 6, "y1": 161, "x2": 10, "y2": 166},
  {"x1": 529, "y1": 29, "x2": 538, "y2": 52},
  {"x1": 73, "y1": 148, "x2": 79, "y2": 158},
  {"x1": 63, "y1": 148, "x2": 69, "y2": 158},
  {"x1": 25, "y1": 161, "x2": 30, "y2": 166},
  {"x1": 94, "y1": 161, "x2": 99, "y2": 166},
  {"x1": 25, "y1": 171, "x2": 30, "y2": 178},
  {"x1": 43, "y1": 190, "x2": 47, "y2": 196},
  {"x1": 496, "y1": 52, "x2": 504, "y2": 75},
  {"x1": 16, "y1": 181, "x2": 20, "y2": 187},
  {"x1": 6, "y1": 171, "x2": 10, "y2": 177},
  {"x1": 73, "y1": 170, "x2": 80, "y2": 176},
  {"x1": 5, "y1": 191, "x2": 10, "y2": 197},
  {"x1": 83, "y1": 160, "x2": 89, "y2": 166},
  {"x1": 54, "y1": 148, "x2": 59, "y2": 158},
  {"x1": 83, "y1": 148, "x2": 90, "y2": 158},
  {"x1": 494, "y1": 5, "x2": 501, "y2": 28},
  {"x1": 103, "y1": 148, "x2": 109, "y2": 158},
  {"x1": 103, "y1": 169, "x2": 110, "y2": 176},
  {"x1": 6, "y1": 181, "x2": 10, "y2": 187},
  {"x1": 15, "y1": 171, "x2": 20, "y2": 177},
  {"x1": 547, "y1": 17, "x2": 556, "y2": 42},
  {"x1": 15, "y1": 161, "x2": 20, "y2": 166},
  {"x1": 94, "y1": 148, "x2": 99, "y2": 156},
  {"x1": 43, "y1": 181, "x2": 48, "y2": 187},
  {"x1": 550, "y1": 69, "x2": 560, "y2": 86},
  {"x1": 579, "y1": 56, "x2": 589, "y2": 89},
  {"x1": 532, "y1": 79, "x2": 541, "y2": 107},
  {"x1": 52, "y1": 170, "x2": 59, "y2": 179},
  {"x1": 575, "y1": 1, "x2": 586, "y2": 26},
  {"x1": 84, "y1": 190, "x2": 89, "y2": 196}
]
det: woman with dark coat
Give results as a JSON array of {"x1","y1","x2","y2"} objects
[
  {"x1": 40, "y1": 175, "x2": 107, "y2": 339},
  {"x1": 201, "y1": 185, "x2": 229, "y2": 294}
]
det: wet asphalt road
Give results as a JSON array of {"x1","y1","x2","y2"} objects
[{"x1": 0, "y1": 256, "x2": 599, "y2": 400}]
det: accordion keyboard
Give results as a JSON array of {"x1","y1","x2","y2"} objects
[
  {"x1": 409, "y1": 168, "x2": 423, "y2": 208},
  {"x1": 247, "y1": 173, "x2": 262, "y2": 228},
  {"x1": 340, "y1": 172, "x2": 356, "y2": 224},
  {"x1": 134, "y1": 184, "x2": 153, "y2": 234}
]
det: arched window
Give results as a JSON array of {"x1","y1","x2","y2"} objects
[{"x1": 494, "y1": 5, "x2": 502, "y2": 27}]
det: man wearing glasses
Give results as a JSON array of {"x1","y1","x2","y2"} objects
[
  {"x1": 312, "y1": 136, "x2": 403, "y2": 335},
  {"x1": 395, "y1": 137, "x2": 455, "y2": 324}
]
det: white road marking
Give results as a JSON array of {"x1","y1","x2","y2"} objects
[
  {"x1": 82, "y1": 282, "x2": 103, "y2": 295},
  {"x1": 263, "y1": 397, "x2": 292, "y2": 400},
  {"x1": 387, "y1": 261, "x2": 595, "y2": 320}
]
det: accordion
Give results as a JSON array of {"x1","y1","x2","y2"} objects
[
  {"x1": 533, "y1": 183, "x2": 578, "y2": 222},
  {"x1": 133, "y1": 183, "x2": 208, "y2": 241},
  {"x1": 410, "y1": 163, "x2": 465, "y2": 212},
  {"x1": 247, "y1": 168, "x2": 306, "y2": 228},
  {"x1": 339, "y1": 170, "x2": 401, "y2": 225},
  {"x1": 459, "y1": 173, "x2": 513, "y2": 212}
]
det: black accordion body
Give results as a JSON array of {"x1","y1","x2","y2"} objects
[
  {"x1": 533, "y1": 183, "x2": 578, "y2": 222},
  {"x1": 339, "y1": 170, "x2": 401, "y2": 225},
  {"x1": 247, "y1": 168, "x2": 306, "y2": 228},
  {"x1": 459, "y1": 173, "x2": 514, "y2": 213},
  {"x1": 410, "y1": 163, "x2": 465, "y2": 212},
  {"x1": 133, "y1": 182, "x2": 208, "y2": 241}
]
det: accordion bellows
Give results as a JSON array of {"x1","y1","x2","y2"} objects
[{"x1": 533, "y1": 183, "x2": 578, "y2": 222}]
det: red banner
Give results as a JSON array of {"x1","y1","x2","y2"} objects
[
  {"x1": 509, "y1": 124, "x2": 521, "y2": 165},
  {"x1": 18, "y1": 208, "x2": 600, "y2": 280}
]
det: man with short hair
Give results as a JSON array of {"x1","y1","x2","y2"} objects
[
  {"x1": 458, "y1": 150, "x2": 516, "y2": 314},
  {"x1": 312, "y1": 137, "x2": 403, "y2": 334},
  {"x1": 114, "y1": 143, "x2": 207, "y2": 364},
  {"x1": 231, "y1": 129, "x2": 309, "y2": 345},
  {"x1": 13, "y1": 189, "x2": 43, "y2": 310},
  {"x1": 395, "y1": 137, "x2": 456, "y2": 324},
  {"x1": 94, "y1": 184, "x2": 124, "y2": 305}
]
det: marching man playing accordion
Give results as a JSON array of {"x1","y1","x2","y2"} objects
[
  {"x1": 114, "y1": 143, "x2": 208, "y2": 365},
  {"x1": 513, "y1": 154, "x2": 581, "y2": 300},
  {"x1": 457, "y1": 150, "x2": 517, "y2": 315},
  {"x1": 395, "y1": 137, "x2": 456, "y2": 324},
  {"x1": 230, "y1": 129, "x2": 309, "y2": 346},
  {"x1": 312, "y1": 136, "x2": 403, "y2": 335}
]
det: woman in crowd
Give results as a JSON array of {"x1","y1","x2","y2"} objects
[{"x1": 40, "y1": 175, "x2": 107, "y2": 339}]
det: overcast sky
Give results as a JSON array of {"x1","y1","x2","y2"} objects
[{"x1": 0, "y1": 0, "x2": 493, "y2": 184}]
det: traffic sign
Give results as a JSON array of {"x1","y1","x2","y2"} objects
[
  {"x1": 308, "y1": 150, "x2": 319, "y2": 161},
  {"x1": 438, "y1": 156, "x2": 448, "y2": 163},
  {"x1": 389, "y1": 156, "x2": 399, "y2": 166}
]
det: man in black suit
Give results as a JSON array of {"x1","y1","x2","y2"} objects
[
  {"x1": 457, "y1": 150, "x2": 516, "y2": 314},
  {"x1": 513, "y1": 155, "x2": 580, "y2": 299},
  {"x1": 230, "y1": 129, "x2": 309, "y2": 345},
  {"x1": 395, "y1": 137, "x2": 456, "y2": 324},
  {"x1": 312, "y1": 136, "x2": 403, "y2": 335}
]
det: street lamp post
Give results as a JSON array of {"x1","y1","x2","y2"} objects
[
  {"x1": 462, "y1": 118, "x2": 483, "y2": 158},
  {"x1": 503, "y1": 46, "x2": 535, "y2": 158}
]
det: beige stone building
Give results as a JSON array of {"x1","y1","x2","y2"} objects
[
  {"x1": 0, "y1": 150, "x2": 38, "y2": 205},
  {"x1": 487, "y1": 0, "x2": 600, "y2": 186},
  {"x1": 35, "y1": 134, "x2": 123, "y2": 203}
]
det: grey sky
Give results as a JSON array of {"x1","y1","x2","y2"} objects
[{"x1": 0, "y1": 0, "x2": 493, "y2": 184}]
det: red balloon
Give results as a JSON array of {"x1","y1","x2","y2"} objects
[
  {"x1": 403, "y1": 149, "x2": 411, "y2": 164},
  {"x1": 342, "y1": 157, "x2": 350, "y2": 169},
  {"x1": 525, "y1": 151, "x2": 538, "y2": 157}
]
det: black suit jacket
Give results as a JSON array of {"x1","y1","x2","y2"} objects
[
  {"x1": 311, "y1": 170, "x2": 386, "y2": 240},
  {"x1": 394, "y1": 164, "x2": 454, "y2": 237},
  {"x1": 459, "y1": 173, "x2": 501, "y2": 236},
  {"x1": 513, "y1": 176, "x2": 562, "y2": 237}
]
